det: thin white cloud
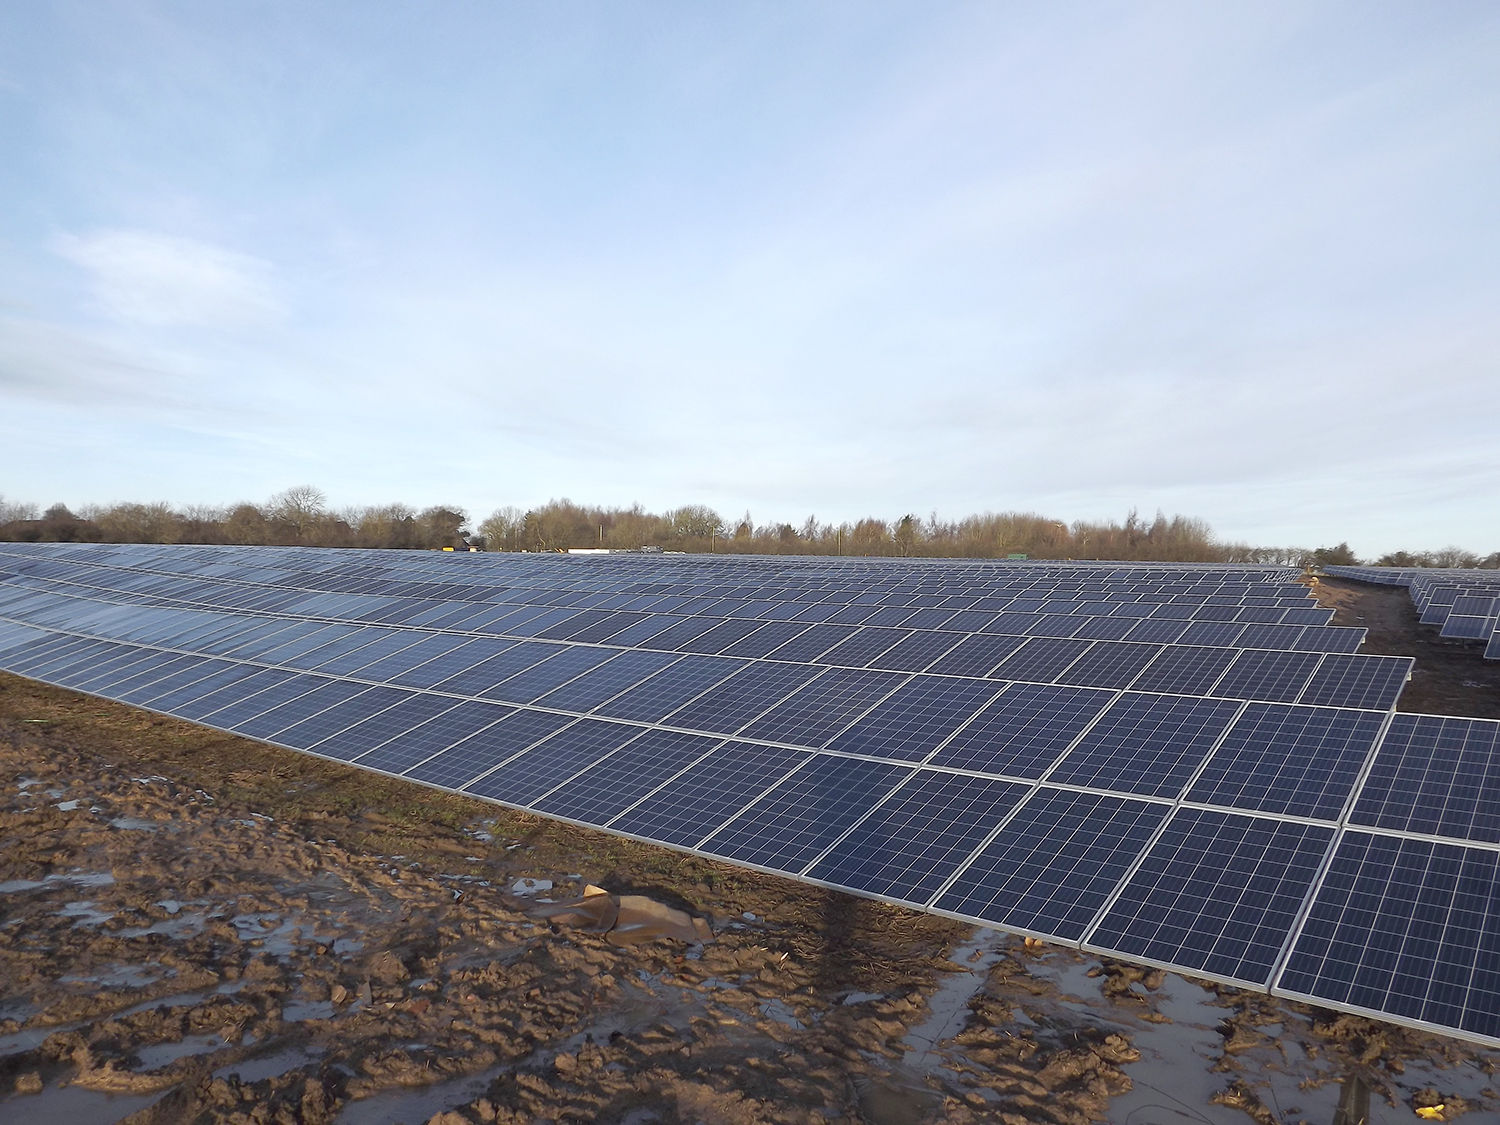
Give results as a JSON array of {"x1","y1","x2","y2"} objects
[{"x1": 55, "y1": 230, "x2": 281, "y2": 329}]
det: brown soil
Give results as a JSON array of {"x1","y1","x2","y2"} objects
[{"x1": 1306, "y1": 576, "x2": 1500, "y2": 719}]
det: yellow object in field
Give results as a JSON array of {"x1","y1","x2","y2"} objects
[
  {"x1": 442, "y1": 546, "x2": 454, "y2": 552},
  {"x1": 1416, "y1": 1106, "x2": 1445, "y2": 1120}
]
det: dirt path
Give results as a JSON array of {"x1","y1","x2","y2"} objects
[{"x1": 1308, "y1": 576, "x2": 1500, "y2": 719}]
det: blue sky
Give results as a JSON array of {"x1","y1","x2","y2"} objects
[{"x1": 1, "y1": 2, "x2": 1496, "y2": 553}]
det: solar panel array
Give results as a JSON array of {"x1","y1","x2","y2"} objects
[
  {"x1": 4, "y1": 543, "x2": 1499, "y2": 1046},
  {"x1": 1325, "y1": 565, "x2": 1500, "y2": 659}
]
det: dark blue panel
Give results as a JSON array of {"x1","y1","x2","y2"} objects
[
  {"x1": 865, "y1": 630, "x2": 966, "y2": 672},
  {"x1": 556, "y1": 610, "x2": 651, "y2": 643},
  {"x1": 593, "y1": 655, "x2": 747, "y2": 723},
  {"x1": 1292, "y1": 626, "x2": 1367, "y2": 655},
  {"x1": 1123, "y1": 620, "x2": 1190, "y2": 644},
  {"x1": 1297, "y1": 653, "x2": 1412, "y2": 710},
  {"x1": 1050, "y1": 694, "x2": 1242, "y2": 798},
  {"x1": 825, "y1": 677, "x2": 1008, "y2": 762},
  {"x1": 1071, "y1": 617, "x2": 1139, "y2": 641},
  {"x1": 1175, "y1": 621, "x2": 1247, "y2": 647},
  {"x1": 107, "y1": 658, "x2": 217, "y2": 703},
  {"x1": 385, "y1": 638, "x2": 523, "y2": 688},
  {"x1": 737, "y1": 666, "x2": 908, "y2": 748},
  {"x1": 273, "y1": 685, "x2": 414, "y2": 749},
  {"x1": 815, "y1": 628, "x2": 912, "y2": 668},
  {"x1": 609, "y1": 742, "x2": 810, "y2": 847},
  {"x1": 930, "y1": 683, "x2": 1116, "y2": 777},
  {"x1": 588, "y1": 613, "x2": 677, "y2": 647},
  {"x1": 1128, "y1": 646, "x2": 1239, "y2": 696},
  {"x1": 934, "y1": 789, "x2": 1167, "y2": 940},
  {"x1": 661, "y1": 662, "x2": 825, "y2": 735},
  {"x1": 353, "y1": 634, "x2": 477, "y2": 683},
  {"x1": 923, "y1": 634, "x2": 1028, "y2": 677},
  {"x1": 232, "y1": 679, "x2": 370, "y2": 739},
  {"x1": 532, "y1": 650, "x2": 683, "y2": 713},
  {"x1": 1349, "y1": 714, "x2": 1500, "y2": 843},
  {"x1": 191, "y1": 670, "x2": 319, "y2": 726},
  {"x1": 989, "y1": 638, "x2": 1093, "y2": 683},
  {"x1": 355, "y1": 700, "x2": 512, "y2": 773},
  {"x1": 282, "y1": 629, "x2": 394, "y2": 671},
  {"x1": 140, "y1": 661, "x2": 262, "y2": 713},
  {"x1": 1187, "y1": 704, "x2": 1385, "y2": 819},
  {"x1": 310, "y1": 631, "x2": 428, "y2": 676},
  {"x1": 1212, "y1": 649, "x2": 1322, "y2": 703},
  {"x1": 715, "y1": 620, "x2": 810, "y2": 658},
  {"x1": 1089, "y1": 808, "x2": 1333, "y2": 986},
  {"x1": 406, "y1": 708, "x2": 575, "y2": 788},
  {"x1": 765, "y1": 623, "x2": 859, "y2": 662},
  {"x1": 700, "y1": 756, "x2": 915, "y2": 874},
  {"x1": 808, "y1": 773, "x2": 1028, "y2": 904},
  {"x1": 636, "y1": 616, "x2": 723, "y2": 651},
  {"x1": 531, "y1": 728, "x2": 721, "y2": 825},
  {"x1": 1279, "y1": 832, "x2": 1500, "y2": 1039},
  {"x1": 430, "y1": 641, "x2": 560, "y2": 696},
  {"x1": 172, "y1": 668, "x2": 299, "y2": 722},
  {"x1": 481, "y1": 645, "x2": 618, "y2": 704},
  {"x1": 672, "y1": 619, "x2": 772, "y2": 655},
  {"x1": 461, "y1": 717, "x2": 644, "y2": 806},
  {"x1": 316, "y1": 692, "x2": 461, "y2": 761},
  {"x1": 533, "y1": 608, "x2": 621, "y2": 640},
  {"x1": 1024, "y1": 615, "x2": 1087, "y2": 638},
  {"x1": 503, "y1": 608, "x2": 581, "y2": 637},
  {"x1": 1235, "y1": 623, "x2": 1308, "y2": 651},
  {"x1": 1054, "y1": 642, "x2": 1165, "y2": 690}
]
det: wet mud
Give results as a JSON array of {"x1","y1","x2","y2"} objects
[{"x1": 3, "y1": 576, "x2": 1500, "y2": 1125}]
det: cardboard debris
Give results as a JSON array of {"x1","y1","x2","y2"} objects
[{"x1": 519, "y1": 884, "x2": 712, "y2": 944}]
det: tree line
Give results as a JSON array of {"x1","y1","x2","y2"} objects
[{"x1": 3, "y1": 489, "x2": 1493, "y2": 567}]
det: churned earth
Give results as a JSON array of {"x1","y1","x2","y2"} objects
[{"x1": 0, "y1": 575, "x2": 1497, "y2": 1124}]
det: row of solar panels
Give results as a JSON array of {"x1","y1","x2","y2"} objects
[
  {"x1": 0, "y1": 543, "x2": 1314, "y2": 611},
  {"x1": 0, "y1": 551, "x2": 1363, "y2": 664},
  {"x1": 1, "y1": 588, "x2": 1499, "y2": 1046},
  {"x1": 0, "y1": 578, "x2": 1399, "y2": 709},
  {"x1": 1, "y1": 544, "x2": 1323, "y2": 619},
  {"x1": 1326, "y1": 566, "x2": 1500, "y2": 659}
]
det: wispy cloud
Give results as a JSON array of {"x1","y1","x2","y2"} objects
[{"x1": 54, "y1": 230, "x2": 281, "y2": 329}]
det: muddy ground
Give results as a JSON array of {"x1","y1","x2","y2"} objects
[{"x1": 1, "y1": 579, "x2": 1498, "y2": 1125}]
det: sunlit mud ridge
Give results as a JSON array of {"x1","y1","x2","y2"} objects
[{"x1": 2, "y1": 671, "x2": 1498, "y2": 1124}]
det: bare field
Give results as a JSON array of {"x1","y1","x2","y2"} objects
[{"x1": 1, "y1": 578, "x2": 1498, "y2": 1124}]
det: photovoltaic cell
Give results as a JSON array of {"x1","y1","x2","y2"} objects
[
  {"x1": 989, "y1": 637, "x2": 1092, "y2": 683},
  {"x1": 824, "y1": 677, "x2": 1007, "y2": 761},
  {"x1": 661, "y1": 662, "x2": 825, "y2": 735},
  {"x1": 1087, "y1": 808, "x2": 1333, "y2": 986},
  {"x1": 405, "y1": 708, "x2": 575, "y2": 788},
  {"x1": 531, "y1": 649, "x2": 682, "y2": 713},
  {"x1": 1049, "y1": 694, "x2": 1242, "y2": 798},
  {"x1": 1187, "y1": 704, "x2": 1386, "y2": 820},
  {"x1": 807, "y1": 772, "x2": 1028, "y2": 904},
  {"x1": 923, "y1": 634, "x2": 1028, "y2": 677},
  {"x1": 463, "y1": 718, "x2": 646, "y2": 806},
  {"x1": 700, "y1": 755, "x2": 915, "y2": 874},
  {"x1": 481, "y1": 645, "x2": 618, "y2": 704},
  {"x1": 355, "y1": 699, "x2": 511, "y2": 774},
  {"x1": 933, "y1": 789, "x2": 1167, "y2": 939},
  {"x1": 1349, "y1": 714, "x2": 1500, "y2": 844},
  {"x1": 1212, "y1": 649, "x2": 1323, "y2": 703},
  {"x1": 314, "y1": 692, "x2": 462, "y2": 762},
  {"x1": 1128, "y1": 645, "x2": 1239, "y2": 696},
  {"x1": 1278, "y1": 832, "x2": 1500, "y2": 1039},
  {"x1": 609, "y1": 742, "x2": 810, "y2": 848},
  {"x1": 1055, "y1": 641, "x2": 1165, "y2": 690},
  {"x1": 930, "y1": 683, "x2": 1115, "y2": 777},
  {"x1": 532, "y1": 728, "x2": 721, "y2": 825},
  {"x1": 1296, "y1": 653, "x2": 1412, "y2": 710},
  {"x1": 737, "y1": 666, "x2": 908, "y2": 748},
  {"x1": 233, "y1": 679, "x2": 371, "y2": 740},
  {"x1": 593, "y1": 655, "x2": 747, "y2": 723}
]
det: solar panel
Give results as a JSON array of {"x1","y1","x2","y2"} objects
[{"x1": 6, "y1": 543, "x2": 1499, "y2": 1047}]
